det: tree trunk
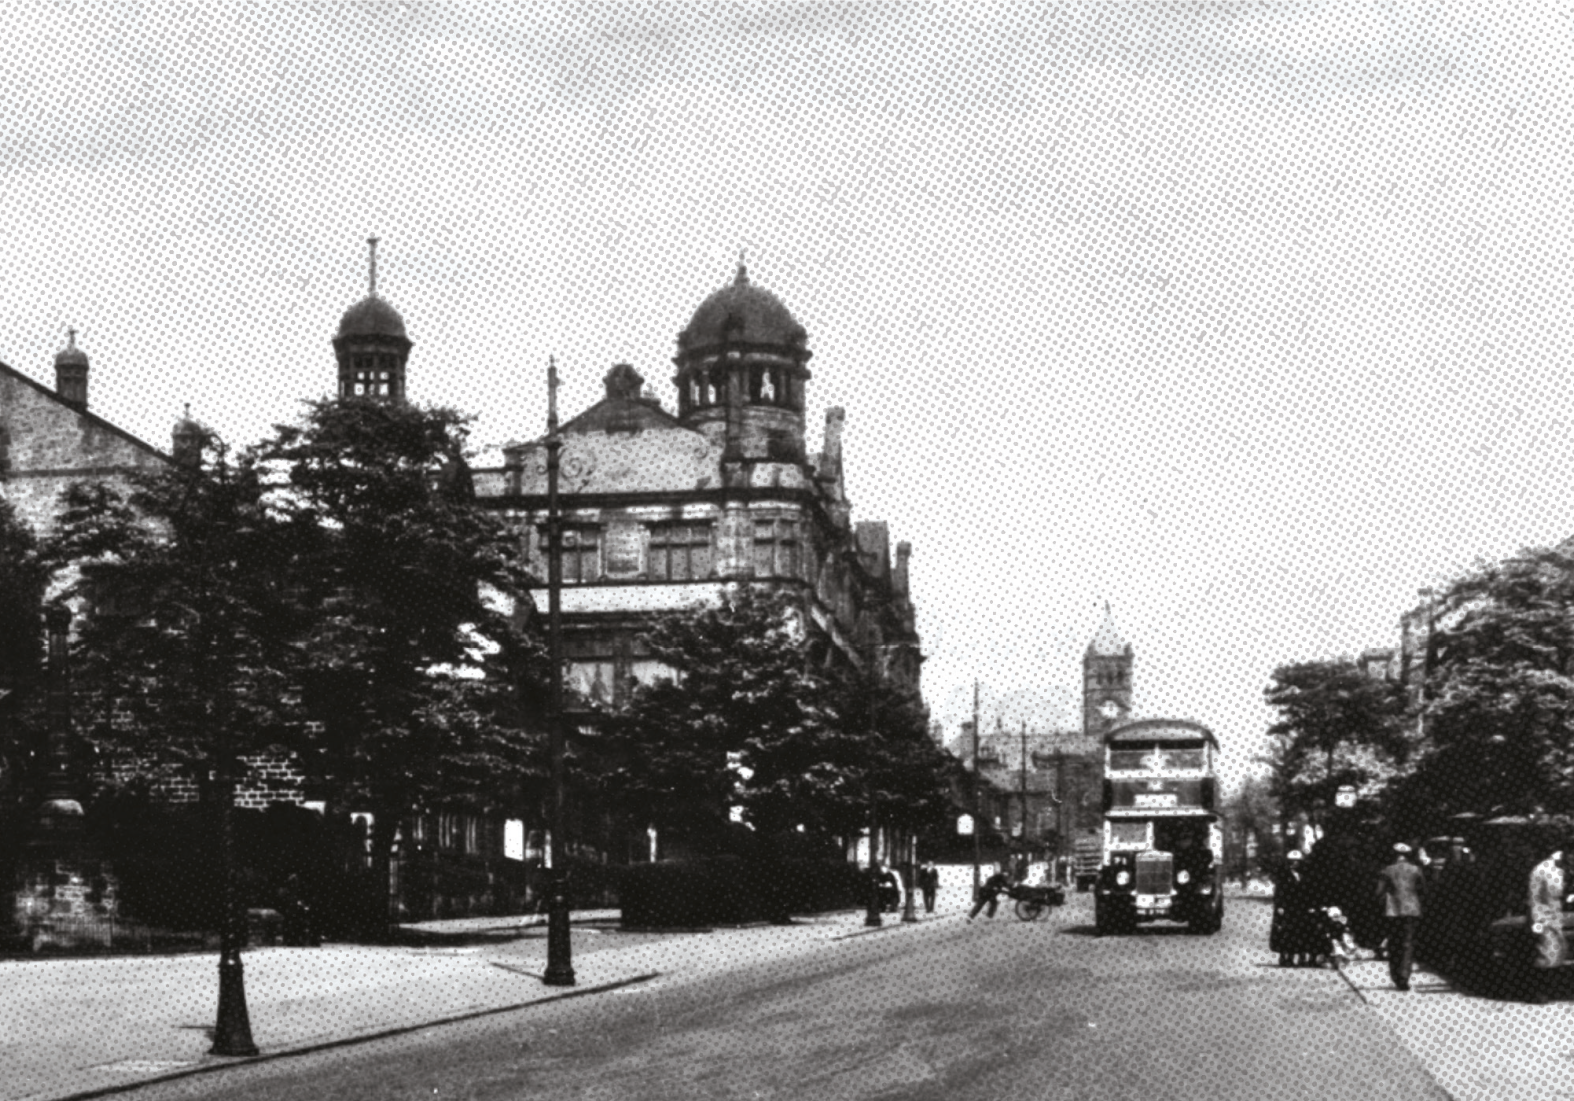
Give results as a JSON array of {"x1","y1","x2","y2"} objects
[{"x1": 368, "y1": 811, "x2": 400, "y2": 943}]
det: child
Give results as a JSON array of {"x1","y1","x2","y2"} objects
[{"x1": 1320, "y1": 906, "x2": 1358, "y2": 966}]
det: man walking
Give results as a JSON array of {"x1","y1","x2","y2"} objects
[
  {"x1": 918, "y1": 861, "x2": 939, "y2": 914},
  {"x1": 1528, "y1": 849, "x2": 1567, "y2": 1004},
  {"x1": 1376, "y1": 842, "x2": 1426, "y2": 991}
]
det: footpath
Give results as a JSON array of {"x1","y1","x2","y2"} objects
[{"x1": 0, "y1": 879, "x2": 977, "y2": 1101}]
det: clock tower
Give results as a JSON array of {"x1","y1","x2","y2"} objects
[{"x1": 1083, "y1": 603, "x2": 1133, "y2": 737}]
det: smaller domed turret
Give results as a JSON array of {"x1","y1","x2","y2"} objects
[
  {"x1": 54, "y1": 329, "x2": 89, "y2": 408},
  {"x1": 172, "y1": 404, "x2": 208, "y2": 466},
  {"x1": 334, "y1": 238, "x2": 411, "y2": 401}
]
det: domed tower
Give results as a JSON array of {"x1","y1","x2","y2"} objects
[
  {"x1": 54, "y1": 329, "x2": 89, "y2": 409},
  {"x1": 672, "y1": 259, "x2": 812, "y2": 463},
  {"x1": 1083, "y1": 603, "x2": 1133, "y2": 737},
  {"x1": 171, "y1": 405, "x2": 207, "y2": 467},
  {"x1": 333, "y1": 238, "x2": 411, "y2": 401}
]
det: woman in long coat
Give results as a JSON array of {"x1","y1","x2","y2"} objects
[{"x1": 1272, "y1": 851, "x2": 1312, "y2": 967}]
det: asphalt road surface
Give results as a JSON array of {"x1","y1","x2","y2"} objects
[{"x1": 121, "y1": 894, "x2": 1449, "y2": 1101}]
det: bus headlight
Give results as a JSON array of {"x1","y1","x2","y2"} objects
[
  {"x1": 1176, "y1": 870, "x2": 1191, "y2": 885},
  {"x1": 1115, "y1": 870, "x2": 1130, "y2": 887}
]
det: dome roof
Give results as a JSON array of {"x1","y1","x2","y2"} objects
[
  {"x1": 679, "y1": 262, "x2": 806, "y2": 351},
  {"x1": 337, "y1": 294, "x2": 408, "y2": 341},
  {"x1": 54, "y1": 331, "x2": 88, "y2": 368}
]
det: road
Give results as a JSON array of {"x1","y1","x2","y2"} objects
[{"x1": 114, "y1": 891, "x2": 1452, "y2": 1101}]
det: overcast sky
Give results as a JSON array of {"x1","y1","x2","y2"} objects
[{"x1": 3, "y1": 3, "x2": 1572, "y2": 786}]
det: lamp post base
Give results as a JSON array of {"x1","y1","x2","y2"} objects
[
  {"x1": 211, "y1": 955, "x2": 259, "y2": 1057},
  {"x1": 542, "y1": 881, "x2": 575, "y2": 987}
]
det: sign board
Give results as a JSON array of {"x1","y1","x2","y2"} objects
[{"x1": 957, "y1": 814, "x2": 975, "y2": 836}]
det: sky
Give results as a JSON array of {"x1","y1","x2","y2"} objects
[{"x1": 3, "y1": 2, "x2": 1573, "y2": 787}]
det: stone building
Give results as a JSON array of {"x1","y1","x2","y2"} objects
[
  {"x1": 472, "y1": 261, "x2": 923, "y2": 705},
  {"x1": 955, "y1": 607, "x2": 1134, "y2": 860},
  {"x1": 0, "y1": 333, "x2": 168, "y2": 537}
]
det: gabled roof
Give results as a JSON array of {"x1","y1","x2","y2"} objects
[{"x1": 0, "y1": 360, "x2": 169, "y2": 464}]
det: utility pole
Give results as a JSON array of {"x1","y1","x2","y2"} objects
[
  {"x1": 542, "y1": 359, "x2": 575, "y2": 988},
  {"x1": 971, "y1": 680, "x2": 981, "y2": 900},
  {"x1": 1019, "y1": 721, "x2": 1029, "y2": 860}
]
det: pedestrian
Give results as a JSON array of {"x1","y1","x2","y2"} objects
[
  {"x1": 918, "y1": 861, "x2": 939, "y2": 914},
  {"x1": 1376, "y1": 842, "x2": 1425, "y2": 992},
  {"x1": 877, "y1": 864, "x2": 901, "y2": 913},
  {"x1": 1528, "y1": 848, "x2": 1568, "y2": 1004},
  {"x1": 1271, "y1": 850, "x2": 1311, "y2": 967},
  {"x1": 969, "y1": 865, "x2": 1013, "y2": 921}
]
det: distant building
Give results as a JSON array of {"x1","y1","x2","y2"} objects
[{"x1": 953, "y1": 607, "x2": 1134, "y2": 857}]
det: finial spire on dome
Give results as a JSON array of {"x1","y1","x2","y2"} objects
[
  {"x1": 367, "y1": 237, "x2": 380, "y2": 296},
  {"x1": 66, "y1": 327, "x2": 77, "y2": 349},
  {"x1": 735, "y1": 250, "x2": 749, "y2": 286}
]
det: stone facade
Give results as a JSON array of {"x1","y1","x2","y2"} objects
[
  {"x1": 473, "y1": 263, "x2": 923, "y2": 704},
  {"x1": 0, "y1": 347, "x2": 167, "y2": 539},
  {"x1": 1083, "y1": 604, "x2": 1134, "y2": 739},
  {"x1": 11, "y1": 854, "x2": 120, "y2": 951}
]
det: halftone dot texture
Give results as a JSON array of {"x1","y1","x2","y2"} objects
[{"x1": 3, "y1": 3, "x2": 1573, "y2": 1097}]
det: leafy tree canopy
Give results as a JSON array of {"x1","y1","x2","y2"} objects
[
  {"x1": 1262, "y1": 657, "x2": 1407, "y2": 823},
  {"x1": 1405, "y1": 547, "x2": 1574, "y2": 821},
  {"x1": 605, "y1": 585, "x2": 954, "y2": 847},
  {"x1": 256, "y1": 397, "x2": 545, "y2": 820}
]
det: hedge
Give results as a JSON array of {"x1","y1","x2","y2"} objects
[{"x1": 619, "y1": 856, "x2": 868, "y2": 928}]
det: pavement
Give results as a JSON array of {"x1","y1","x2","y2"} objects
[
  {"x1": 0, "y1": 879, "x2": 974, "y2": 1101},
  {"x1": 9, "y1": 872, "x2": 1574, "y2": 1101}
]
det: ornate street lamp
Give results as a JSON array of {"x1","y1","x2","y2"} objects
[
  {"x1": 209, "y1": 625, "x2": 257, "y2": 1056},
  {"x1": 542, "y1": 359, "x2": 575, "y2": 987}
]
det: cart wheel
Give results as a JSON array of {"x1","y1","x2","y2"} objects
[{"x1": 1015, "y1": 898, "x2": 1046, "y2": 922}]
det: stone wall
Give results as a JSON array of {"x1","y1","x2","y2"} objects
[
  {"x1": 11, "y1": 856, "x2": 120, "y2": 951},
  {"x1": 0, "y1": 363, "x2": 166, "y2": 537}
]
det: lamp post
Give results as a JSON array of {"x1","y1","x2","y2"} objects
[
  {"x1": 209, "y1": 626, "x2": 257, "y2": 1056},
  {"x1": 864, "y1": 791, "x2": 883, "y2": 928},
  {"x1": 542, "y1": 359, "x2": 575, "y2": 987}
]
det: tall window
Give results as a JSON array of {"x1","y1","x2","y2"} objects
[
  {"x1": 561, "y1": 528, "x2": 601, "y2": 583},
  {"x1": 649, "y1": 523, "x2": 712, "y2": 581},
  {"x1": 753, "y1": 518, "x2": 799, "y2": 579}
]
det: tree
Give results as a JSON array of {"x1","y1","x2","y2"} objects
[
  {"x1": 1399, "y1": 548, "x2": 1574, "y2": 824},
  {"x1": 0, "y1": 498, "x2": 53, "y2": 808},
  {"x1": 1262, "y1": 658, "x2": 1407, "y2": 828},
  {"x1": 259, "y1": 396, "x2": 546, "y2": 927},
  {"x1": 48, "y1": 438, "x2": 303, "y2": 795},
  {"x1": 822, "y1": 662, "x2": 959, "y2": 846},
  {"x1": 602, "y1": 587, "x2": 837, "y2": 845},
  {"x1": 1220, "y1": 774, "x2": 1279, "y2": 878},
  {"x1": 604, "y1": 586, "x2": 957, "y2": 857}
]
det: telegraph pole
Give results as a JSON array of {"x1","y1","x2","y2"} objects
[
  {"x1": 971, "y1": 680, "x2": 981, "y2": 899},
  {"x1": 542, "y1": 359, "x2": 575, "y2": 988},
  {"x1": 1019, "y1": 721, "x2": 1029, "y2": 860}
]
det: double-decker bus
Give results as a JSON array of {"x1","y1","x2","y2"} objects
[{"x1": 1093, "y1": 718, "x2": 1224, "y2": 936}]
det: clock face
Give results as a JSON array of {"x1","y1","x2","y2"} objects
[{"x1": 1099, "y1": 700, "x2": 1122, "y2": 721}]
